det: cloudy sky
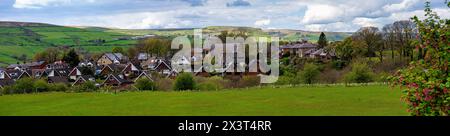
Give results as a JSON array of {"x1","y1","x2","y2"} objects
[{"x1": 0, "y1": 0, "x2": 449, "y2": 32}]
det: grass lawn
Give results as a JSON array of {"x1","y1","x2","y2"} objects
[{"x1": 0, "y1": 85, "x2": 408, "y2": 116}]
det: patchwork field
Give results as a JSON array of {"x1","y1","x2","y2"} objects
[{"x1": 0, "y1": 85, "x2": 408, "y2": 116}]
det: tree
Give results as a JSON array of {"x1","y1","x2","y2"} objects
[
  {"x1": 34, "y1": 79, "x2": 50, "y2": 92},
  {"x1": 174, "y1": 73, "x2": 196, "y2": 91},
  {"x1": 318, "y1": 32, "x2": 328, "y2": 49},
  {"x1": 14, "y1": 78, "x2": 34, "y2": 94},
  {"x1": 382, "y1": 24, "x2": 397, "y2": 60},
  {"x1": 334, "y1": 37, "x2": 354, "y2": 62},
  {"x1": 298, "y1": 63, "x2": 320, "y2": 84},
  {"x1": 138, "y1": 38, "x2": 170, "y2": 57},
  {"x1": 344, "y1": 62, "x2": 374, "y2": 84},
  {"x1": 34, "y1": 47, "x2": 62, "y2": 62},
  {"x1": 127, "y1": 47, "x2": 139, "y2": 59},
  {"x1": 353, "y1": 27, "x2": 384, "y2": 62},
  {"x1": 392, "y1": 20, "x2": 416, "y2": 61},
  {"x1": 112, "y1": 47, "x2": 125, "y2": 54},
  {"x1": 135, "y1": 78, "x2": 156, "y2": 91},
  {"x1": 390, "y1": 1, "x2": 449, "y2": 116},
  {"x1": 63, "y1": 49, "x2": 80, "y2": 68}
]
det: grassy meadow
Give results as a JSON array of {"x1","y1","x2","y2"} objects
[{"x1": 0, "y1": 85, "x2": 408, "y2": 116}]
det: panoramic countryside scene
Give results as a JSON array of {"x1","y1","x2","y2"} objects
[{"x1": 0, "y1": 0, "x2": 449, "y2": 116}]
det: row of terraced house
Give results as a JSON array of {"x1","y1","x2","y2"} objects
[{"x1": 0, "y1": 50, "x2": 260, "y2": 89}]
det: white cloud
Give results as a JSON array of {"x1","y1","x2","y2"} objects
[
  {"x1": 13, "y1": 0, "x2": 96, "y2": 9},
  {"x1": 383, "y1": 0, "x2": 420, "y2": 12},
  {"x1": 352, "y1": 17, "x2": 381, "y2": 28},
  {"x1": 254, "y1": 19, "x2": 270, "y2": 26},
  {"x1": 301, "y1": 4, "x2": 344, "y2": 24}
]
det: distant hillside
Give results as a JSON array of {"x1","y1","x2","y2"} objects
[
  {"x1": 0, "y1": 21, "x2": 351, "y2": 66},
  {"x1": 0, "y1": 21, "x2": 55, "y2": 27}
]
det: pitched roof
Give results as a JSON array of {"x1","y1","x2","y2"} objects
[
  {"x1": 280, "y1": 43, "x2": 318, "y2": 49},
  {"x1": 134, "y1": 71, "x2": 153, "y2": 82},
  {"x1": 103, "y1": 74, "x2": 132, "y2": 85},
  {"x1": 104, "y1": 53, "x2": 126, "y2": 62},
  {"x1": 48, "y1": 76, "x2": 69, "y2": 84}
]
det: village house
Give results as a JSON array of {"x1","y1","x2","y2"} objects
[
  {"x1": 72, "y1": 75, "x2": 95, "y2": 86},
  {"x1": 280, "y1": 42, "x2": 318, "y2": 58},
  {"x1": 97, "y1": 53, "x2": 128, "y2": 66},
  {"x1": 98, "y1": 64, "x2": 127, "y2": 78},
  {"x1": 103, "y1": 74, "x2": 133, "y2": 87},
  {"x1": 134, "y1": 71, "x2": 153, "y2": 82},
  {"x1": 6, "y1": 61, "x2": 47, "y2": 71}
]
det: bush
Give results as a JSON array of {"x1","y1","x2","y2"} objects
[
  {"x1": 344, "y1": 62, "x2": 374, "y2": 84},
  {"x1": 34, "y1": 79, "x2": 50, "y2": 92},
  {"x1": 174, "y1": 73, "x2": 196, "y2": 91},
  {"x1": 298, "y1": 63, "x2": 320, "y2": 84},
  {"x1": 50, "y1": 83, "x2": 68, "y2": 92},
  {"x1": 156, "y1": 78, "x2": 174, "y2": 91},
  {"x1": 196, "y1": 76, "x2": 225, "y2": 91},
  {"x1": 72, "y1": 82, "x2": 97, "y2": 92},
  {"x1": 135, "y1": 78, "x2": 156, "y2": 91},
  {"x1": 1, "y1": 86, "x2": 14, "y2": 95},
  {"x1": 331, "y1": 60, "x2": 347, "y2": 70},
  {"x1": 14, "y1": 78, "x2": 35, "y2": 93},
  {"x1": 238, "y1": 76, "x2": 260, "y2": 88}
]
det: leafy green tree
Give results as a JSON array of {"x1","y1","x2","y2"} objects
[
  {"x1": 299, "y1": 63, "x2": 320, "y2": 84},
  {"x1": 135, "y1": 78, "x2": 156, "y2": 91},
  {"x1": 50, "y1": 83, "x2": 68, "y2": 92},
  {"x1": 112, "y1": 47, "x2": 125, "y2": 54},
  {"x1": 14, "y1": 78, "x2": 34, "y2": 94},
  {"x1": 353, "y1": 27, "x2": 384, "y2": 60},
  {"x1": 344, "y1": 62, "x2": 374, "y2": 84},
  {"x1": 390, "y1": 1, "x2": 449, "y2": 116},
  {"x1": 34, "y1": 47, "x2": 62, "y2": 62},
  {"x1": 34, "y1": 79, "x2": 50, "y2": 92},
  {"x1": 174, "y1": 73, "x2": 196, "y2": 91},
  {"x1": 318, "y1": 32, "x2": 328, "y2": 49},
  {"x1": 63, "y1": 49, "x2": 80, "y2": 68},
  {"x1": 78, "y1": 81, "x2": 97, "y2": 92}
]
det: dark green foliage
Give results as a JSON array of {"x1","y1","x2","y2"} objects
[
  {"x1": 73, "y1": 81, "x2": 97, "y2": 92},
  {"x1": 318, "y1": 32, "x2": 328, "y2": 48},
  {"x1": 135, "y1": 78, "x2": 156, "y2": 91},
  {"x1": 63, "y1": 49, "x2": 80, "y2": 68},
  {"x1": 14, "y1": 78, "x2": 35, "y2": 93},
  {"x1": 112, "y1": 47, "x2": 125, "y2": 54},
  {"x1": 50, "y1": 83, "x2": 68, "y2": 92},
  {"x1": 174, "y1": 73, "x2": 196, "y2": 91},
  {"x1": 34, "y1": 79, "x2": 50, "y2": 92},
  {"x1": 299, "y1": 63, "x2": 320, "y2": 84},
  {"x1": 345, "y1": 62, "x2": 374, "y2": 84}
]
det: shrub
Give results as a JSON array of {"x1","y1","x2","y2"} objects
[
  {"x1": 174, "y1": 73, "x2": 196, "y2": 91},
  {"x1": 156, "y1": 78, "x2": 174, "y2": 91},
  {"x1": 1, "y1": 86, "x2": 14, "y2": 95},
  {"x1": 298, "y1": 63, "x2": 320, "y2": 84},
  {"x1": 34, "y1": 79, "x2": 50, "y2": 92},
  {"x1": 318, "y1": 69, "x2": 344, "y2": 84},
  {"x1": 238, "y1": 76, "x2": 260, "y2": 88},
  {"x1": 72, "y1": 82, "x2": 97, "y2": 92},
  {"x1": 389, "y1": 2, "x2": 450, "y2": 116},
  {"x1": 344, "y1": 62, "x2": 374, "y2": 84},
  {"x1": 50, "y1": 83, "x2": 68, "y2": 92},
  {"x1": 14, "y1": 78, "x2": 34, "y2": 94},
  {"x1": 135, "y1": 78, "x2": 156, "y2": 91},
  {"x1": 331, "y1": 60, "x2": 347, "y2": 70},
  {"x1": 196, "y1": 76, "x2": 225, "y2": 91}
]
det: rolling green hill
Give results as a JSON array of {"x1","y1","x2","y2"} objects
[{"x1": 0, "y1": 21, "x2": 351, "y2": 66}]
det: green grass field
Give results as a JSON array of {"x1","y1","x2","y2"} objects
[{"x1": 0, "y1": 85, "x2": 408, "y2": 116}]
